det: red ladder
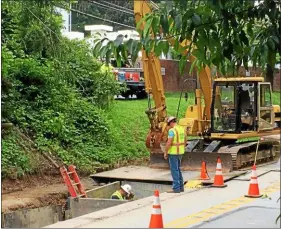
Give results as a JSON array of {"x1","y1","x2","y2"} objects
[{"x1": 60, "y1": 165, "x2": 87, "y2": 198}]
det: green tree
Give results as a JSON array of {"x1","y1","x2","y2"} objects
[{"x1": 1, "y1": 0, "x2": 122, "y2": 177}]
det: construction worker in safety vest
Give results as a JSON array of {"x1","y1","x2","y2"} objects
[
  {"x1": 110, "y1": 184, "x2": 134, "y2": 200},
  {"x1": 101, "y1": 63, "x2": 113, "y2": 72},
  {"x1": 164, "y1": 116, "x2": 187, "y2": 193}
]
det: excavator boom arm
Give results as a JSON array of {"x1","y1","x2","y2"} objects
[
  {"x1": 134, "y1": 1, "x2": 167, "y2": 127},
  {"x1": 134, "y1": 0, "x2": 212, "y2": 130}
]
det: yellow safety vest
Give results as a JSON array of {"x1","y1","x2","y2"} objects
[
  {"x1": 168, "y1": 125, "x2": 186, "y2": 155},
  {"x1": 110, "y1": 190, "x2": 124, "y2": 200},
  {"x1": 101, "y1": 64, "x2": 114, "y2": 74}
]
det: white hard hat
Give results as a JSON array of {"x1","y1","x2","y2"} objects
[
  {"x1": 167, "y1": 116, "x2": 176, "y2": 124},
  {"x1": 121, "y1": 184, "x2": 132, "y2": 194}
]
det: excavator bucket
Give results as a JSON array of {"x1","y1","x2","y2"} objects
[{"x1": 149, "y1": 152, "x2": 233, "y2": 173}]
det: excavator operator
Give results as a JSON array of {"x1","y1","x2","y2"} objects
[
  {"x1": 164, "y1": 116, "x2": 187, "y2": 193},
  {"x1": 240, "y1": 86, "x2": 254, "y2": 130}
]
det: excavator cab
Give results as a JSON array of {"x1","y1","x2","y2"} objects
[
  {"x1": 210, "y1": 77, "x2": 277, "y2": 134},
  {"x1": 211, "y1": 80, "x2": 256, "y2": 133}
]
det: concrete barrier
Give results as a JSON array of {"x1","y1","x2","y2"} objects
[
  {"x1": 68, "y1": 198, "x2": 127, "y2": 218},
  {"x1": 122, "y1": 181, "x2": 171, "y2": 199},
  {"x1": 85, "y1": 180, "x2": 171, "y2": 200},
  {"x1": 86, "y1": 181, "x2": 121, "y2": 198},
  {"x1": 68, "y1": 181, "x2": 128, "y2": 218},
  {"x1": 1, "y1": 205, "x2": 63, "y2": 228}
]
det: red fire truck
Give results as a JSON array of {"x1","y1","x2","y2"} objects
[{"x1": 113, "y1": 68, "x2": 147, "y2": 99}]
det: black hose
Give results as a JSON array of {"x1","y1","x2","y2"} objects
[{"x1": 176, "y1": 78, "x2": 198, "y2": 120}]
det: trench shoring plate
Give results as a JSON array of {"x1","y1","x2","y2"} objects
[{"x1": 90, "y1": 166, "x2": 247, "y2": 185}]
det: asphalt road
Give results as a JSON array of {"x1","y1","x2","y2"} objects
[
  {"x1": 46, "y1": 162, "x2": 280, "y2": 228},
  {"x1": 195, "y1": 191, "x2": 280, "y2": 228}
]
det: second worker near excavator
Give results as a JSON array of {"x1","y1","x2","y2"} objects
[{"x1": 164, "y1": 116, "x2": 187, "y2": 193}]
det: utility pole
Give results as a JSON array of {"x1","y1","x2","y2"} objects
[{"x1": 69, "y1": 2, "x2": 72, "y2": 32}]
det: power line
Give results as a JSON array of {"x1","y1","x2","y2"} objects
[
  {"x1": 99, "y1": 0, "x2": 134, "y2": 13},
  {"x1": 88, "y1": 1, "x2": 134, "y2": 15},
  {"x1": 27, "y1": 8, "x2": 61, "y2": 40},
  {"x1": 149, "y1": 1, "x2": 159, "y2": 10},
  {"x1": 70, "y1": 8, "x2": 135, "y2": 29}
]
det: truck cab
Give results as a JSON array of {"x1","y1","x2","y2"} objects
[
  {"x1": 111, "y1": 60, "x2": 147, "y2": 99},
  {"x1": 113, "y1": 68, "x2": 147, "y2": 99}
]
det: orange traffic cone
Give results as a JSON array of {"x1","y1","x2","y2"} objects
[
  {"x1": 245, "y1": 164, "x2": 262, "y2": 198},
  {"x1": 149, "y1": 190, "x2": 163, "y2": 228},
  {"x1": 211, "y1": 157, "x2": 227, "y2": 188},
  {"x1": 199, "y1": 161, "x2": 210, "y2": 180}
]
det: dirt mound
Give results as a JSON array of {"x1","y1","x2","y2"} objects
[
  {"x1": 5, "y1": 193, "x2": 68, "y2": 212},
  {"x1": 2, "y1": 171, "x2": 62, "y2": 195}
]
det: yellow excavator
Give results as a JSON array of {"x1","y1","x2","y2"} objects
[{"x1": 134, "y1": 0, "x2": 280, "y2": 172}]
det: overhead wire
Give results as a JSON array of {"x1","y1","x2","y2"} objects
[
  {"x1": 69, "y1": 8, "x2": 135, "y2": 29},
  {"x1": 100, "y1": 0, "x2": 134, "y2": 13},
  {"x1": 88, "y1": 0, "x2": 134, "y2": 15},
  {"x1": 70, "y1": 1, "x2": 160, "y2": 31},
  {"x1": 70, "y1": 0, "x2": 135, "y2": 29},
  {"x1": 149, "y1": 0, "x2": 159, "y2": 10},
  {"x1": 27, "y1": 7, "x2": 61, "y2": 39}
]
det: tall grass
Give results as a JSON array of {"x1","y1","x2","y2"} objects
[
  {"x1": 272, "y1": 91, "x2": 280, "y2": 105},
  {"x1": 106, "y1": 93, "x2": 195, "y2": 160}
]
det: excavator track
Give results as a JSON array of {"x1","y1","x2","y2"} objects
[{"x1": 218, "y1": 139, "x2": 280, "y2": 171}]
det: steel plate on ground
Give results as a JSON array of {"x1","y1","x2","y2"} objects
[
  {"x1": 233, "y1": 161, "x2": 280, "y2": 181},
  {"x1": 90, "y1": 166, "x2": 246, "y2": 185}
]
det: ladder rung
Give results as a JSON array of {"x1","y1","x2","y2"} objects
[{"x1": 61, "y1": 165, "x2": 87, "y2": 198}]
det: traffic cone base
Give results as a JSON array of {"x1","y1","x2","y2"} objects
[
  {"x1": 211, "y1": 184, "x2": 227, "y2": 188},
  {"x1": 149, "y1": 214, "x2": 163, "y2": 228},
  {"x1": 244, "y1": 194, "x2": 262, "y2": 198}
]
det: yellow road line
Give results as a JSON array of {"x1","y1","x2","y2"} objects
[{"x1": 165, "y1": 182, "x2": 280, "y2": 228}]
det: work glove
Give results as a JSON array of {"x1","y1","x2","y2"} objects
[{"x1": 128, "y1": 192, "x2": 135, "y2": 200}]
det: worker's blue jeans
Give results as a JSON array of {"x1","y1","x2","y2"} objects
[{"x1": 168, "y1": 154, "x2": 184, "y2": 192}]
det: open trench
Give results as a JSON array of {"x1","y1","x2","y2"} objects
[
  {"x1": 1, "y1": 173, "x2": 95, "y2": 228},
  {"x1": 1, "y1": 177, "x2": 174, "y2": 228}
]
